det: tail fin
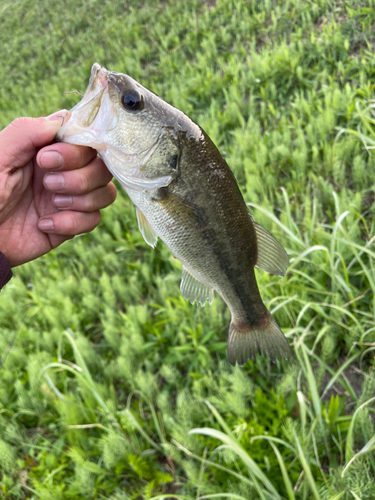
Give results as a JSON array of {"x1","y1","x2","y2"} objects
[{"x1": 227, "y1": 312, "x2": 291, "y2": 366}]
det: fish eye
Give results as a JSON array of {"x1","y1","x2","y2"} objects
[{"x1": 121, "y1": 89, "x2": 143, "y2": 112}]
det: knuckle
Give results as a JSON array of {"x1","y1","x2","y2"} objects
[
  {"x1": 96, "y1": 157, "x2": 106, "y2": 170},
  {"x1": 93, "y1": 211, "x2": 101, "y2": 226},
  {"x1": 86, "y1": 184, "x2": 116, "y2": 211},
  {"x1": 9, "y1": 117, "x2": 28, "y2": 130},
  {"x1": 9, "y1": 117, "x2": 38, "y2": 131},
  {"x1": 1, "y1": 149, "x2": 24, "y2": 171},
  {"x1": 94, "y1": 157, "x2": 111, "y2": 181},
  {"x1": 79, "y1": 148, "x2": 87, "y2": 168},
  {"x1": 109, "y1": 183, "x2": 117, "y2": 201},
  {"x1": 104, "y1": 166, "x2": 113, "y2": 181},
  {"x1": 105, "y1": 184, "x2": 117, "y2": 206},
  {"x1": 64, "y1": 211, "x2": 100, "y2": 235},
  {"x1": 83, "y1": 194, "x2": 96, "y2": 212},
  {"x1": 88, "y1": 211, "x2": 101, "y2": 229},
  {"x1": 66, "y1": 212, "x2": 80, "y2": 234},
  {"x1": 79, "y1": 146, "x2": 96, "y2": 167},
  {"x1": 80, "y1": 169, "x2": 91, "y2": 193}
]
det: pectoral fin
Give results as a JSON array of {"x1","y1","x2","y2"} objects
[
  {"x1": 136, "y1": 207, "x2": 158, "y2": 248},
  {"x1": 180, "y1": 266, "x2": 214, "y2": 307},
  {"x1": 253, "y1": 220, "x2": 289, "y2": 277}
]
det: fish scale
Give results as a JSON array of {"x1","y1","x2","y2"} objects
[{"x1": 57, "y1": 62, "x2": 291, "y2": 365}]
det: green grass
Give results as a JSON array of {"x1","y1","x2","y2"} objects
[{"x1": 1, "y1": 0, "x2": 375, "y2": 498}]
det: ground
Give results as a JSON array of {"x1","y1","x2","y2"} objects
[{"x1": 0, "y1": 0, "x2": 375, "y2": 498}]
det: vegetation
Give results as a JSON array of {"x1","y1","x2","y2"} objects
[{"x1": 1, "y1": 0, "x2": 375, "y2": 498}]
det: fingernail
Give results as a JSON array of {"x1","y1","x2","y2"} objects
[
  {"x1": 39, "y1": 151, "x2": 63, "y2": 170},
  {"x1": 38, "y1": 218, "x2": 54, "y2": 231},
  {"x1": 53, "y1": 194, "x2": 72, "y2": 209},
  {"x1": 46, "y1": 109, "x2": 68, "y2": 121},
  {"x1": 44, "y1": 173, "x2": 65, "y2": 191}
]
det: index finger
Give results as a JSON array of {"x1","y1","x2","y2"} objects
[
  {"x1": 0, "y1": 112, "x2": 69, "y2": 172},
  {"x1": 37, "y1": 142, "x2": 98, "y2": 172}
]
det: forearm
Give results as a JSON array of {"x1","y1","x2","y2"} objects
[{"x1": 0, "y1": 252, "x2": 12, "y2": 290}]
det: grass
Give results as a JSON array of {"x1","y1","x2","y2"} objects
[{"x1": 0, "y1": 0, "x2": 375, "y2": 498}]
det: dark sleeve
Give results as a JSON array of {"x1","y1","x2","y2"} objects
[{"x1": 0, "y1": 252, "x2": 12, "y2": 290}]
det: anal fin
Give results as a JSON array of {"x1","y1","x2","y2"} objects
[
  {"x1": 136, "y1": 207, "x2": 158, "y2": 248},
  {"x1": 180, "y1": 266, "x2": 214, "y2": 307},
  {"x1": 253, "y1": 220, "x2": 289, "y2": 277}
]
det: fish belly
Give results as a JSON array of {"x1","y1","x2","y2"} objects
[
  {"x1": 125, "y1": 186, "x2": 264, "y2": 324},
  {"x1": 126, "y1": 187, "x2": 218, "y2": 285}
]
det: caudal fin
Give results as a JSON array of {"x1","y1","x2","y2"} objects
[{"x1": 227, "y1": 312, "x2": 291, "y2": 366}]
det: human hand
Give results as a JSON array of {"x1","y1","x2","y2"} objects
[{"x1": 0, "y1": 110, "x2": 117, "y2": 267}]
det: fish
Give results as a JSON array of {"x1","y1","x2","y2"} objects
[{"x1": 57, "y1": 63, "x2": 291, "y2": 365}]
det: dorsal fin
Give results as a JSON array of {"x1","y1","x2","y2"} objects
[
  {"x1": 180, "y1": 266, "x2": 214, "y2": 307},
  {"x1": 136, "y1": 207, "x2": 158, "y2": 248},
  {"x1": 252, "y1": 220, "x2": 289, "y2": 277}
]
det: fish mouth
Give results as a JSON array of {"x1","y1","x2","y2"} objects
[
  {"x1": 56, "y1": 63, "x2": 118, "y2": 148},
  {"x1": 92, "y1": 63, "x2": 109, "y2": 88}
]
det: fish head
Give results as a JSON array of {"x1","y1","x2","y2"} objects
[{"x1": 57, "y1": 63, "x2": 200, "y2": 190}]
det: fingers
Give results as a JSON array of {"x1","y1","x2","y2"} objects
[
  {"x1": 32, "y1": 112, "x2": 116, "y2": 241},
  {"x1": 38, "y1": 142, "x2": 116, "y2": 239},
  {"x1": 36, "y1": 142, "x2": 97, "y2": 172},
  {"x1": 0, "y1": 111, "x2": 70, "y2": 172},
  {"x1": 52, "y1": 182, "x2": 117, "y2": 211},
  {"x1": 36, "y1": 183, "x2": 116, "y2": 240},
  {"x1": 38, "y1": 210, "x2": 101, "y2": 236},
  {"x1": 43, "y1": 156, "x2": 113, "y2": 195}
]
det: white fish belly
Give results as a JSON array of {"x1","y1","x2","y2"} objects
[{"x1": 125, "y1": 187, "x2": 219, "y2": 288}]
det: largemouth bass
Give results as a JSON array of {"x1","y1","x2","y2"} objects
[{"x1": 57, "y1": 63, "x2": 291, "y2": 365}]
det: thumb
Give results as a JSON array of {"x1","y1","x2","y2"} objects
[{"x1": 0, "y1": 110, "x2": 71, "y2": 172}]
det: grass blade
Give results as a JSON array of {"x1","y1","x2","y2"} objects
[
  {"x1": 321, "y1": 353, "x2": 360, "y2": 399},
  {"x1": 188, "y1": 428, "x2": 281, "y2": 499},
  {"x1": 345, "y1": 396, "x2": 375, "y2": 463},
  {"x1": 171, "y1": 439, "x2": 255, "y2": 489},
  {"x1": 197, "y1": 495, "x2": 249, "y2": 500},
  {"x1": 292, "y1": 429, "x2": 321, "y2": 500},
  {"x1": 326, "y1": 492, "x2": 347, "y2": 500},
  {"x1": 269, "y1": 441, "x2": 296, "y2": 500},
  {"x1": 342, "y1": 434, "x2": 375, "y2": 477}
]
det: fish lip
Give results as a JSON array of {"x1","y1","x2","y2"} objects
[
  {"x1": 57, "y1": 63, "x2": 112, "y2": 143},
  {"x1": 95, "y1": 66, "x2": 109, "y2": 89},
  {"x1": 87, "y1": 63, "x2": 109, "y2": 100},
  {"x1": 90, "y1": 63, "x2": 108, "y2": 86}
]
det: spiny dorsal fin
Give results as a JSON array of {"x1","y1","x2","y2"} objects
[
  {"x1": 136, "y1": 207, "x2": 158, "y2": 248},
  {"x1": 180, "y1": 266, "x2": 214, "y2": 307},
  {"x1": 253, "y1": 220, "x2": 289, "y2": 277}
]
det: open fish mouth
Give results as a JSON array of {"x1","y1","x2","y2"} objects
[{"x1": 56, "y1": 63, "x2": 119, "y2": 148}]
